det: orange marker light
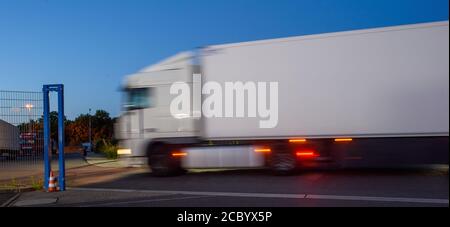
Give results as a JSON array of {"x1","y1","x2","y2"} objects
[
  {"x1": 254, "y1": 148, "x2": 272, "y2": 153},
  {"x1": 171, "y1": 152, "x2": 187, "y2": 157},
  {"x1": 334, "y1": 138, "x2": 353, "y2": 142},
  {"x1": 296, "y1": 151, "x2": 317, "y2": 157},
  {"x1": 289, "y1": 139, "x2": 307, "y2": 143}
]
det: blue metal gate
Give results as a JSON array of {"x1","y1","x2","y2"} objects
[{"x1": 42, "y1": 84, "x2": 65, "y2": 191}]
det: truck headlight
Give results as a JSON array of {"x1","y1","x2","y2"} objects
[{"x1": 117, "y1": 148, "x2": 132, "y2": 155}]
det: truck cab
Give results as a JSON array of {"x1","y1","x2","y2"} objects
[{"x1": 116, "y1": 52, "x2": 201, "y2": 167}]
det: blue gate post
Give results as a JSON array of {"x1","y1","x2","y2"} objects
[
  {"x1": 43, "y1": 87, "x2": 51, "y2": 191},
  {"x1": 57, "y1": 85, "x2": 65, "y2": 191},
  {"x1": 42, "y1": 84, "x2": 65, "y2": 191}
]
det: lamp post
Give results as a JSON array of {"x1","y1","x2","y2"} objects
[
  {"x1": 88, "y1": 108, "x2": 92, "y2": 153},
  {"x1": 25, "y1": 103, "x2": 34, "y2": 132}
]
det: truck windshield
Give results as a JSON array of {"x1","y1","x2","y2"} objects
[{"x1": 124, "y1": 88, "x2": 152, "y2": 110}]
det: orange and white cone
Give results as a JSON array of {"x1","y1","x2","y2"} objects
[{"x1": 48, "y1": 171, "x2": 58, "y2": 192}]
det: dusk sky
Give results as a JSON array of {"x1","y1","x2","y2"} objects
[{"x1": 0, "y1": 0, "x2": 448, "y2": 119}]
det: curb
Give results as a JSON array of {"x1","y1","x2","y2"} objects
[
  {"x1": 0, "y1": 187, "x2": 35, "y2": 193},
  {"x1": 84, "y1": 158, "x2": 118, "y2": 165},
  {"x1": 83, "y1": 155, "x2": 123, "y2": 168}
]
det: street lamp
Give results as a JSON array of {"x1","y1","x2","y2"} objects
[{"x1": 25, "y1": 103, "x2": 34, "y2": 110}]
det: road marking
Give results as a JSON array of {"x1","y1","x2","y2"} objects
[
  {"x1": 69, "y1": 187, "x2": 449, "y2": 205},
  {"x1": 69, "y1": 187, "x2": 306, "y2": 199},
  {"x1": 81, "y1": 195, "x2": 213, "y2": 207},
  {"x1": 305, "y1": 194, "x2": 449, "y2": 204}
]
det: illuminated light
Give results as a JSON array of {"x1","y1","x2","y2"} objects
[
  {"x1": 296, "y1": 151, "x2": 318, "y2": 157},
  {"x1": 334, "y1": 138, "x2": 353, "y2": 142},
  {"x1": 172, "y1": 152, "x2": 188, "y2": 157},
  {"x1": 117, "y1": 149, "x2": 132, "y2": 155},
  {"x1": 289, "y1": 139, "x2": 307, "y2": 143},
  {"x1": 25, "y1": 104, "x2": 34, "y2": 110},
  {"x1": 254, "y1": 148, "x2": 272, "y2": 153}
]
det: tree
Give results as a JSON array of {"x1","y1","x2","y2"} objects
[
  {"x1": 18, "y1": 109, "x2": 115, "y2": 148},
  {"x1": 18, "y1": 111, "x2": 67, "y2": 140},
  {"x1": 64, "y1": 109, "x2": 115, "y2": 147},
  {"x1": 65, "y1": 114, "x2": 89, "y2": 146},
  {"x1": 92, "y1": 110, "x2": 113, "y2": 143}
]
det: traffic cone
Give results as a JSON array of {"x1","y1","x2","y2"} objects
[{"x1": 48, "y1": 171, "x2": 58, "y2": 192}]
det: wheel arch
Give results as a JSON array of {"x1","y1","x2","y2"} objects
[{"x1": 145, "y1": 137, "x2": 201, "y2": 156}]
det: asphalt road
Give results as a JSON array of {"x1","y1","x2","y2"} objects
[
  {"x1": 4, "y1": 153, "x2": 448, "y2": 207},
  {"x1": 77, "y1": 166, "x2": 449, "y2": 207},
  {"x1": 0, "y1": 190, "x2": 18, "y2": 206}
]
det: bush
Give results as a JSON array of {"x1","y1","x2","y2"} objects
[
  {"x1": 30, "y1": 176, "x2": 44, "y2": 191},
  {"x1": 102, "y1": 144, "x2": 118, "y2": 159},
  {"x1": 96, "y1": 139, "x2": 118, "y2": 159}
]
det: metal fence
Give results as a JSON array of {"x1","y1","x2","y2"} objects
[{"x1": 0, "y1": 90, "x2": 44, "y2": 174}]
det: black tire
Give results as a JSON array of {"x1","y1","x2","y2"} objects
[
  {"x1": 271, "y1": 151, "x2": 298, "y2": 175},
  {"x1": 147, "y1": 144, "x2": 184, "y2": 177}
]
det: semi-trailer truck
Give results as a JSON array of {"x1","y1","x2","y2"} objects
[{"x1": 116, "y1": 21, "x2": 449, "y2": 176}]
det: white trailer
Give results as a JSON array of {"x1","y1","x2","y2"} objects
[
  {"x1": 0, "y1": 119, "x2": 20, "y2": 157},
  {"x1": 116, "y1": 21, "x2": 449, "y2": 175}
]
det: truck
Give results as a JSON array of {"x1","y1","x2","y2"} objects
[
  {"x1": 0, "y1": 119, "x2": 20, "y2": 159},
  {"x1": 19, "y1": 132, "x2": 44, "y2": 156},
  {"x1": 116, "y1": 21, "x2": 449, "y2": 176}
]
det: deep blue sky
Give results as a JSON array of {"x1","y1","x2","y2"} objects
[{"x1": 0, "y1": 0, "x2": 448, "y2": 119}]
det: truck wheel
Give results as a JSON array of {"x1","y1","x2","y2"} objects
[
  {"x1": 271, "y1": 152, "x2": 298, "y2": 175},
  {"x1": 148, "y1": 144, "x2": 184, "y2": 177}
]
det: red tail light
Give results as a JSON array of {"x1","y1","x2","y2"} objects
[{"x1": 296, "y1": 150, "x2": 318, "y2": 158}]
